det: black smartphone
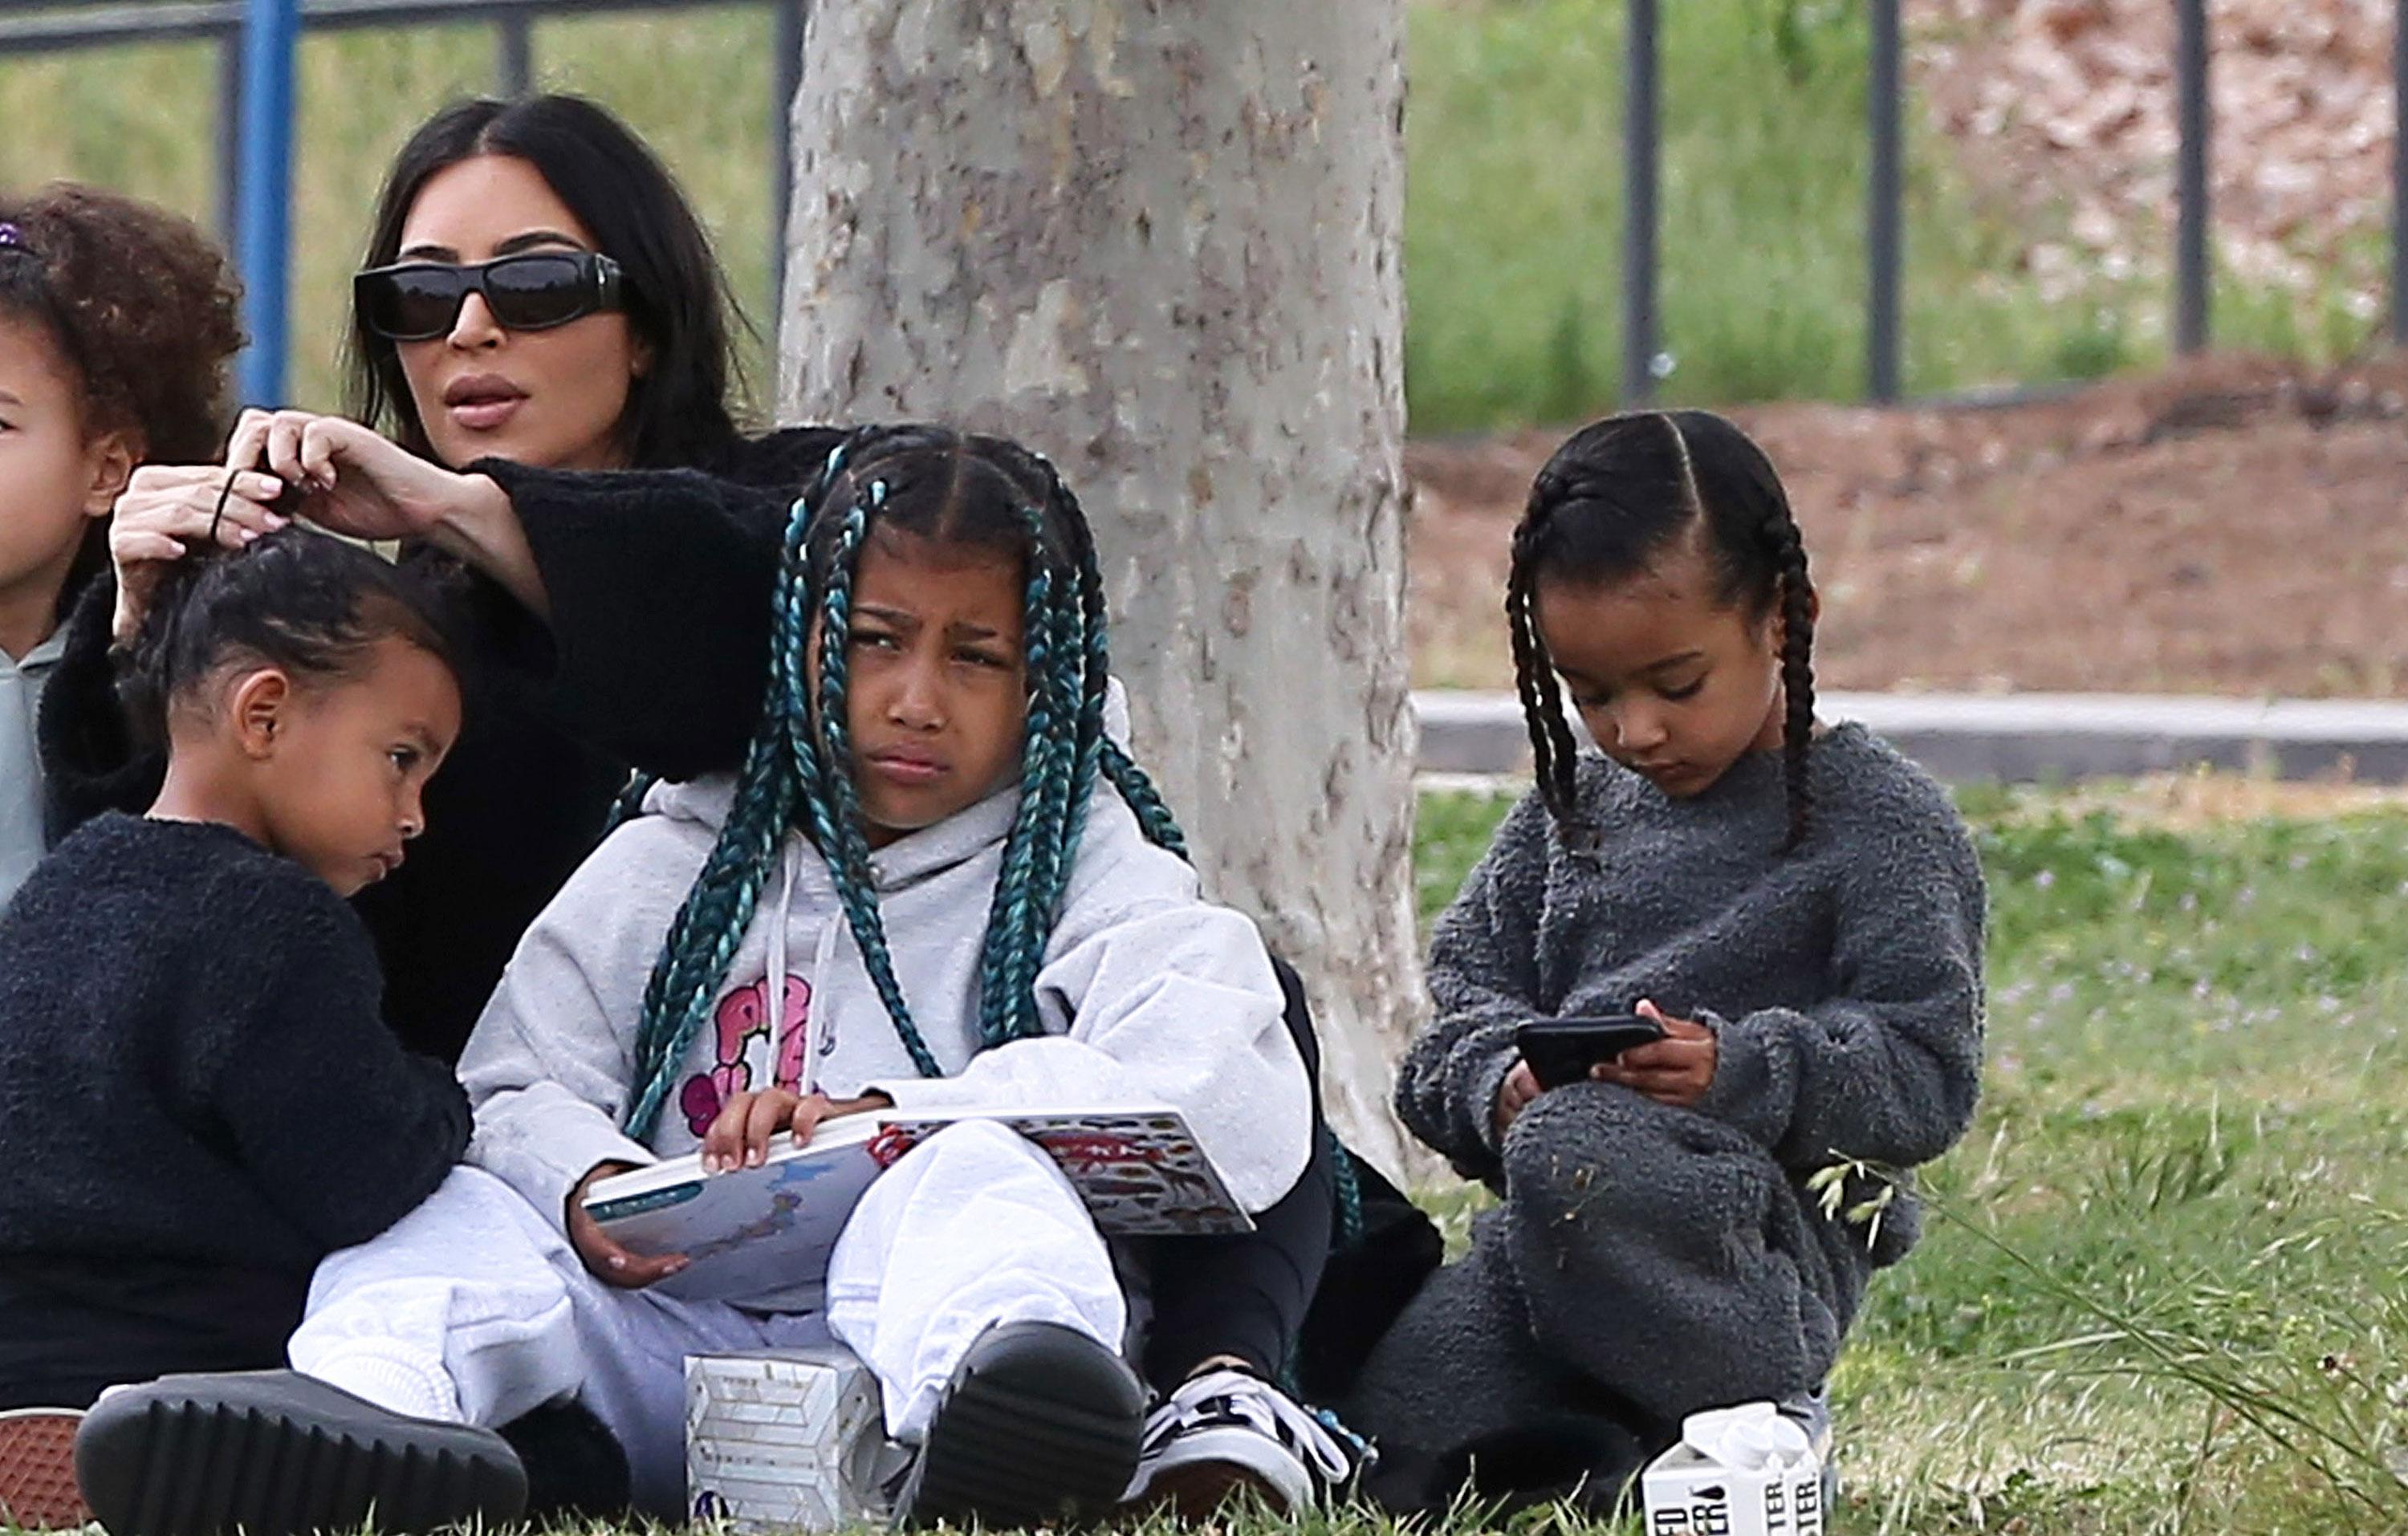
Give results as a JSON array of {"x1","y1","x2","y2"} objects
[{"x1": 1515, "y1": 1014, "x2": 1668, "y2": 1090}]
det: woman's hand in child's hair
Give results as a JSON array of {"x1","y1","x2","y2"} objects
[
  {"x1": 222, "y1": 408, "x2": 550, "y2": 619},
  {"x1": 567, "y1": 1160, "x2": 690, "y2": 1290},
  {"x1": 702, "y1": 1088, "x2": 897, "y2": 1172},
  {"x1": 1492, "y1": 1059, "x2": 1544, "y2": 1138},
  {"x1": 106, "y1": 465, "x2": 291, "y2": 642},
  {"x1": 227, "y1": 408, "x2": 501, "y2": 544},
  {"x1": 1589, "y1": 999, "x2": 1718, "y2": 1107}
]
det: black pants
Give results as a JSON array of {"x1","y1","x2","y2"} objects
[{"x1": 1135, "y1": 957, "x2": 1335, "y2": 1395}]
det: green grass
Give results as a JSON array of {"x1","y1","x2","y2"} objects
[
  {"x1": 0, "y1": 3, "x2": 2386, "y2": 437},
  {"x1": 7, "y1": 785, "x2": 2402, "y2": 1536},
  {"x1": 1413, "y1": 782, "x2": 2408, "y2": 1533}
]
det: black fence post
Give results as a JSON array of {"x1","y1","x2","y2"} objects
[
  {"x1": 1621, "y1": 0, "x2": 1659, "y2": 406},
  {"x1": 498, "y1": 13, "x2": 532, "y2": 95},
  {"x1": 1866, "y1": 0, "x2": 1902, "y2": 402},
  {"x1": 2174, "y1": 0, "x2": 2210, "y2": 353}
]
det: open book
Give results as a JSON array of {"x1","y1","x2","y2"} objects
[{"x1": 582, "y1": 1103, "x2": 1252, "y2": 1302}]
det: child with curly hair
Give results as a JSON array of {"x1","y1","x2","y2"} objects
[{"x1": 0, "y1": 183, "x2": 243, "y2": 908}]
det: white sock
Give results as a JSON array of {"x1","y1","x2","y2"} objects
[{"x1": 303, "y1": 1348, "x2": 465, "y2": 1424}]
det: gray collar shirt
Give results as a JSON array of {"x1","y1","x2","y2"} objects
[{"x1": 0, "y1": 625, "x2": 67, "y2": 908}]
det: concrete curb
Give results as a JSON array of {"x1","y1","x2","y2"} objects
[{"x1": 1412, "y1": 690, "x2": 2408, "y2": 784}]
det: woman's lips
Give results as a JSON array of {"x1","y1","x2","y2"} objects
[
  {"x1": 442, "y1": 375, "x2": 529, "y2": 433},
  {"x1": 446, "y1": 396, "x2": 524, "y2": 433}
]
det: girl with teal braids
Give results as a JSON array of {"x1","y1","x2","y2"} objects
[{"x1": 93, "y1": 426, "x2": 1336, "y2": 1536}]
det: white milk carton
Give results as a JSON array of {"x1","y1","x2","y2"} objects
[
  {"x1": 1640, "y1": 1403, "x2": 1827, "y2": 1536},
  {"x1": 685, "y1": 1346, "x2": 888, "y2": 1533}
]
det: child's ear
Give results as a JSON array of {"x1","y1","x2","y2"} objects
[
  {"x1": 79, "y1": 428, "x2": 143, "y2": 519},
  {"x1": 1767, "y1": 584, "x2": 1822, "y2": 648},
  {"x1": 229, "y1": 668, "x2": 293, "y2": 760}
]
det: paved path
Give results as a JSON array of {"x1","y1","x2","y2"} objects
[{"x1": 1413, "y1": 690, "x2": 2408, "y2": 784}]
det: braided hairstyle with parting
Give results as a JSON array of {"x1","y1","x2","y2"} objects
[
  {"x1": 619, "y1": 425, "x2": 1191, "y2": 1140},
  {"x1": 1506, "y1": 409, "x2": 1817, "y2": 851}
]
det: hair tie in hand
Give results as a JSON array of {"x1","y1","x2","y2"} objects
[{"x1": 208, "y1": 469, "x2": 240, "y2": 545}]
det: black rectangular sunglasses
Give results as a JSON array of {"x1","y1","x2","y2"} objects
[{"x1": 353, "y1": 250, "x2": 624, "y2": 342}]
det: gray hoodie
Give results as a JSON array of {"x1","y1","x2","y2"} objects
[{"x1": 458, "y1": 773, "x2": 1312, "y2": 1298}]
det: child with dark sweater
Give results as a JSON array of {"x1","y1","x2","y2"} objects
[
  {"x1": 1348, "y1": 411, "x2": 1986, "y2": 1514},
  {"x1": 0, "y1": 530, "x2": 470, "y2": 1527}
]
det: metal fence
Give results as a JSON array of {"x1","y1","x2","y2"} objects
[
  {"x1": 1616, "y1": 0, "x2": 2408, "y2": 406},
  {"x1": 8, "y1": 1, "x2": 2405, "y2": 411},
  {"x1": 0, "y1": 0, "x2": 807, "y2": 404}
]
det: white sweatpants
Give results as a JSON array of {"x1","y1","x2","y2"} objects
[{"x1": 288, "y1": 1121, "x2": 1129, "y2": 1517}]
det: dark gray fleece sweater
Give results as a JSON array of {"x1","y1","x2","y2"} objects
[
  {"x1": 1351, "y1": 725, "x2": 1985, "y2": 1510},
  {"x1": 1405, "y1": 722, "x2": 1984, "y2": 1192}
]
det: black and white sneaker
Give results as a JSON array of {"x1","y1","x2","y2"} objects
[
  {"x1": 0, "y1": 1407, "x2": 88, "y2": 1530},
  {"x1": 891, "y1": 1321, "x2": 1147, "y2": 1530},
  {"x1": 73, "y1": 1370, "x2": 527, "y2": 1536},
  {"x1": 1121, "y1": 1367, "x2": 1365, "y2": 1516}
]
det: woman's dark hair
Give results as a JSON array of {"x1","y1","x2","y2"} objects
[
  {"x1": 127, "y1": 529, "x2": 462, "y2": 733},
  {"x1": 346, "y1": 93, "x2": 744, "y2": 469},
  {"x1": 617, "y1": 425, "x2": 1188, "y2": 1140},
  {"x1": 0, "y1": 183, "x2": 245, "y2": 596},
  {"x1": 1507, "y1": 409, "x2": 1817, "y2": 851}
]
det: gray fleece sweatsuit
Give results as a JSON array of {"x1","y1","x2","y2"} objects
[{"x1": 1348, "y1": 725, "x2": 1985, "y2": 1508}]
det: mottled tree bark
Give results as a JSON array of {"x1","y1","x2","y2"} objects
[{"x1": 779, "y1": 0, "x2": 1421, "y2": 1173}]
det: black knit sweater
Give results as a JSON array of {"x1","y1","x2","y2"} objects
[
  {"x1": 0, "y1": 815, "x2": 470, "y2": 1408},
  {"x1": 35, "y1": 426, "x2": 846, "y2": 1065}
]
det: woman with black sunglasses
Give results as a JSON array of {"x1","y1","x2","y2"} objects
[
  {"x1": 46, "y1": 95, "x2": 846, "y2": 1070},
  {"x1": 43, "y1": 91, "x2": 1365, "y2": 1526}
]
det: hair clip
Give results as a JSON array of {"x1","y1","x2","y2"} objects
[
  {"x1": 0, "y1": 223, "x2": 26, "y2": 250},
  {"x1": 867, "y1": 479, "x2": 888, "y2": 507}
]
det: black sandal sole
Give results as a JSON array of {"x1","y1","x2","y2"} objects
[
  {"x1": 899, "y1": 1322, "x2": 1146, "y2": 1529},
  {"x1": 75, "y1": 1371, "x2": 526, "y2": 1536}
]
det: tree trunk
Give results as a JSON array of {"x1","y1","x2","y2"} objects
[{"x1": 779, "y1": 0, "x2": 1422, "y2": 1176}]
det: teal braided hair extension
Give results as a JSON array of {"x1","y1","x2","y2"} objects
[
  {"x1": 623, "y1": 433, "x2": 906, "y2": 1137},
  {"x1": 1100, "y1": 738, "x2": 1188, "y2": 859},
  {"x1": 953, "y1": 453, "x2": 1104, "y2": 1050},
  {"x1": 996, "y1": 453, "x2": 1365, "y2": 1274},
  {"x1": 1023, "y1": 452, "x2": 1120, "y2": 884},
  {"x1": 606, "y1": 770, "x2": 654, "y2": 832},
  {"x1": 1332, "y1": 1141, "x2": 1365, "y2": 1245},
  {"x1": 803, "y1": 486, "x2": 946, "y2": 1075},
  {"x1": 1004, "y1": 508, "x2": 1090, "y2": 961},
  {"x1": 998, "y1": 445, "x2": 1190, "y2": 866},
  {"x1": 971, "y1": 506, "x2": 1071, "y2": 1046},
  {"x1": 621, "y1": 481, "x2": 828, "y2": 1137}
]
